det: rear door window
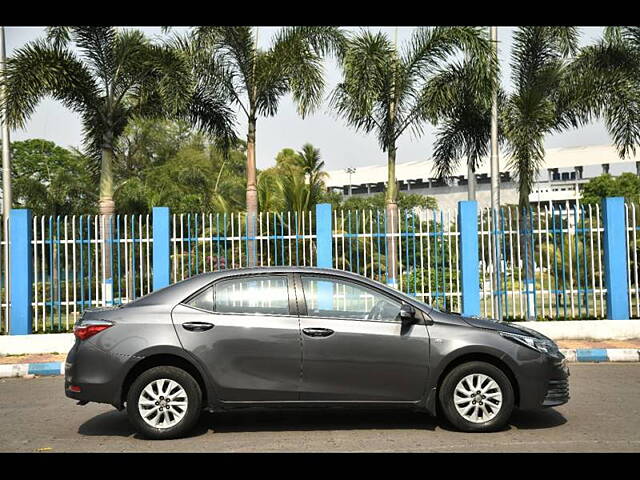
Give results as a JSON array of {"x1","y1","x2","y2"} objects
[{"x1": 186, "y1": 275, "x2": 290, "y2": 316}]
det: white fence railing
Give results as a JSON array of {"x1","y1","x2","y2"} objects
[
  {"x1": 170, "y1": 211, "x2": 316, "y2": 283},
  {"x1": 332, "y1": 208, "x2": 461, "y2": 312},
  {"x1": 626, "y1": 203, "x2": 640, "y2": 318},
  {"x1": 480, "y1": 202, "x2": 607, "y2": 321},
  {"x1": 30, "y1": 214, "x2": 152, "y2": 333},
  {"x1": 1, "y1": 216, "x2": 8, "y2": 334}
]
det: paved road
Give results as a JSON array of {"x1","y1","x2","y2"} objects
[{"x1": 1, "y1": 364, "x2": 639, "y2": 452}]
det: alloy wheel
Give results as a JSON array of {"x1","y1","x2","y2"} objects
[
  {"x1": 453, "y1": 373, "x2": 503, "y2": 423},
  {"x1": 137, "y1": 378, "x2": 189, "y2": 429}
]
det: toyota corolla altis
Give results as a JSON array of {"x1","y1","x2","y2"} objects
[{"x1": 65, "y1": 267, "x2": 569, "y2": 439}]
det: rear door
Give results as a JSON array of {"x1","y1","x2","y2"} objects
[
  {"x1": 295, "y1": 274, "x2": 430, "y2": 402},
  {"x1": 171, "y1": 273, "x2": 302, "y2": 402}
]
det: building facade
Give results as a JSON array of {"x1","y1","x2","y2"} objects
[{"x1": 325, "y1": 145, "x2": 640, "y2": 211}]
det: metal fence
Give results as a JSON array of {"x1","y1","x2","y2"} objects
[
  {"x1": 170, "y1": 211, "x2": 316, "y2": 283},
  {"x1": 30, "y1": 214, "x2": 152, "y2": 333},
  {"x1": 480, "y1": 203, "x2": 607, "y2": 321},
  {"x1": 332, "y1": 208, "x2": 461, "y2": 312},
  {"x1": 3, "y1": 201, "x2": 640, "y2": 334},
  {"x1": 0, "y1": 215, "x2": 8, "y2": 334},
  {"x1": 626, "y1": 202, "x2": 640, "y2": 318}
]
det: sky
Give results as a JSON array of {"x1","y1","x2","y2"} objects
[{"x1": 4, "y1": 26, "x2": 612, "y2": 172}]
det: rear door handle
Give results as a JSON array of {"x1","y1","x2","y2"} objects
[
  {"x1": 302, "y1": 327, "x2": 334, "y2": 338},
  {"x1": 182, "y1": 322, "x2": 215, "y2": 332}
]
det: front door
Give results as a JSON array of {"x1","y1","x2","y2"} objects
[
  {"x1": 171, "y1": 273, "x2": 301, "y2": 402},
  {"x1": 295, "y1": 274, "x2": 430, "y2": 402}
]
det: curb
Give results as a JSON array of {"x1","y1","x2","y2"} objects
[
  {"x1": 559, "y1": 348, "x2": 639, "y2": 363},
  {"x1": 0, "y1": 349, "x2": 639, "y2": 379},
  {"x1": 0, "y1": 362, "x2": 65, "y2": 378}
]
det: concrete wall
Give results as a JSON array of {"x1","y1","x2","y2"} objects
[
  {"x1": 517, "y1": 320, "x2": 640, "y2": 341},
  {"x1": 0, "y1": 333, "x2": 75, "y2": 356},
  {"x1": 405, "y1": 182, "x2": 520, "y2": 210}
]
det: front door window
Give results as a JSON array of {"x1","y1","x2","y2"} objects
[{"x1": 300, "y1": 275, "x2": 402, "y2": 322}]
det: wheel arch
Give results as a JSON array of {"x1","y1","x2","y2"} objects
[
  {"x1": 426, "y1": 350, "x2": 521, "y2": 415},
  {"x1": 119, "y1": 348, "x2": 215, "y2": 410}
]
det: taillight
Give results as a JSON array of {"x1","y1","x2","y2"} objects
[{"x1": 74, "y1": 320, "x2": 113, "y2": 340}]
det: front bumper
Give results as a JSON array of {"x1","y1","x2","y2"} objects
[
  {"x1": 542, "y1": 356, "x2": 570, "y2": 407},
  {"x1": 514, "y1": 350, "x2": 570, "y2": 410}
]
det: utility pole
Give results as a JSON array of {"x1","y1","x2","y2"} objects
[
  {"x1": 489, "y1": 26, "x2": 502, "y2": 321},
  {"x1": 1, "y1": 26, "x2": 11, "y2": 216}
]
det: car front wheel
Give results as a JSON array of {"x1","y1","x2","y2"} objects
[
  {"x1": 439, "y1": 361, "x2": 514, "y2": 432},
  {"x1": 126, "y1": 366, "x2": 202, "y2": 439}
]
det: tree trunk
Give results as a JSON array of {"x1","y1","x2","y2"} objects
[
  {"x1": 385, "y1": 146, "x2": 399, "y2": 288},
  {"x1": 519, "y1": 189, "x2": 536, "y2": 320},
  {"x1": 467, "y1": 162, "x2": 477, "y2": 201},
  {"x1": 99, "y1": 143, "x2": 115, "y2": 305},
  {"x1": 246, "y1": 116, "x2": 258, "y2": 267}
]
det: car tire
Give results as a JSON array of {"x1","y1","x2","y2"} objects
[
  {"x1": 126, "y1": 366, "x2": 202, "y2": 440},
  {"x1": 438, "y1": 361, "x2": 514, "y2": 432}
]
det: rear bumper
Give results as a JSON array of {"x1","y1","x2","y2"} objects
[{"x1": 64, "y1": 340, "x2": 127, "y2": 408}]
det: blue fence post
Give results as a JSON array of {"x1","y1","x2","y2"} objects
[
  {"x1": 315, "y1": 203, "x2": 333, "y2": 310},
  {"x1": 152, "y1": 207, "x2": 171, "y2": 291},
  {"x1": 9, "y1": 209, "x2": 33, "y2": 335},
  {"x1": 602, "y1": 197, "x2": 629, "y2": 320},
  {"x1": 315, "y1": 203, "x2": 333, "y2": 268},
  {"x1": 458, "y1": 201, "x2": 480, "y2": 317}
]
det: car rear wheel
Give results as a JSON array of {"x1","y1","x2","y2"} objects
[
  {"x1": 438, "y1": 361, "x2": 514, "y2": 432},
  {"x1": 126, "y1": 366, "x2": 202, "y2": 440}
]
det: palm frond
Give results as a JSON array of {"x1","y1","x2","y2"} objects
[
  {"x1": 401, "y1": 26, "x2": 493, "y2": 82},
  {"x1": 329, "y1": 30, "x2": 395, "y2": 139},
  {"x1": 0, "y1": 39, "x2": 99, "y2": 128},
  {"x1": 45, "y1": 26, "x2": 72, "y2": 49},
  {"x1": 563, "y1": 34, "x2": 640, "y2": 157},
  {"x1": 70, "y1": 27, "x2": 119, "y2": 89}
]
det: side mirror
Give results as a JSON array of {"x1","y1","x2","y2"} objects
[{"x1": 399, "y1": 303, "x2": 417, "y2": 326}]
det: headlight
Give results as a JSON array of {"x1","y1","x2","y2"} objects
[{"x1": 499, "y1": 331, "x2": 558, "y2": 355}]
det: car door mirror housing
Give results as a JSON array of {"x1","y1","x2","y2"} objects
[{"x1": 400, "y1": 303, "x2": 417, "y2": 325}]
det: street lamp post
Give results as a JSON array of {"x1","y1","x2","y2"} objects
[
  {"x1": 0, "y1": 26, "x2": 11, "y2": 216},
  {"x1": 345, "y1": 167, "x2": 356, "y2": 196},
  {"x1": 0, "y1": 26, "x2": 11, "y2": 326},
  {"x1": 489, "y1": 26, "x2": 503, "y2": 321}
]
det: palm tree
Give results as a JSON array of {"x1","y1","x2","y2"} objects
[
  {"x1": 296, "y1": 143, "x2": 328, "y2": 202},
  {"x1": 428, "y1": 56, "x2": 503, "y2": 200},
  {"x1": 0, "y1": 27, "x2": 236, "y2": 299},
  {"x1": 566, "y1": 27, "x2": 640, "y2": 158},
  {"x1": 277, "y1": 165, "x2": 313, "y2": 221},
  {"x1": 296, "y1": 143, "x2": 325, "y2": 181},
  {"x1": 500, "y1": 26, "x2": 640, "y2": 319},
  {"x1": 499, "y1": 27, "x2": 583, "y2": 319},
  {"x1": 330, "y1": 27, "x2": 494, "y2": 286},
  {"x1": 501, "y1": 27, "x2": 583, "y2": 212},
  {"x1": 183, "y1": 26, "x2": 344, "y2": 266}
]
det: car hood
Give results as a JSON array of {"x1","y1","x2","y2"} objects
[{"x1": 461, "y1": 316, "x2": 553, "y2": 341}]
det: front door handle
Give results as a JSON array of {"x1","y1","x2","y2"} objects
[
  {"x1": 302, "y1": 327, "x2": 334, "y2": 338},
  {"x1": 182, "y1": 322, "x2": 215, "y2": 332}
]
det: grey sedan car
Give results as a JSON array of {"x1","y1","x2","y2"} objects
[{"x1": 65, "y1": 267, "x2": 569, "y2": 439}]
